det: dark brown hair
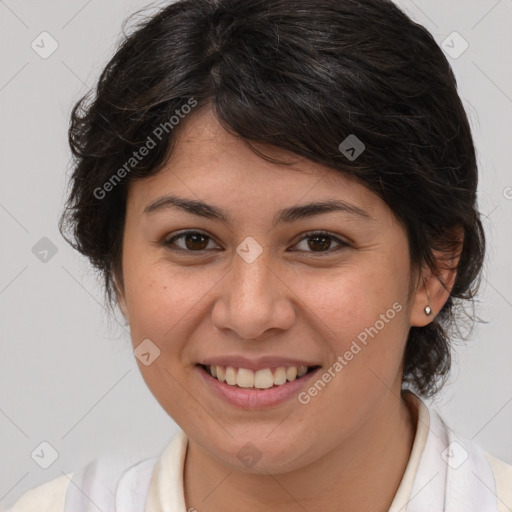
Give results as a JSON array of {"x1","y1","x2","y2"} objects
[{"x1": 60, "y1": 0, "x2": 485, "y2": 398}]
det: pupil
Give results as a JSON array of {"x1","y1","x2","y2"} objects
[
  {"x1": 186, "y1": 233, "x2": 208, "y2": 250},
  {"x1": 309, "y1": 235, "x2": 330, "y2": 251}
]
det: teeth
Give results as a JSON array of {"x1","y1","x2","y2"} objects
[
  {"x1": 297, "y1": 366, "x2": 308, "y2": 377},
  {"x1": 206, "y1": 365, "x2": 313, "y2": 389},
  {"x1": 254, "y1": 369, "x2": 274, "y2": 389},
  {"x1": 273, "y1": 367, "x2": 287, "y2": 385},
  {"x1": 236, "y1": 368, "x2": 254, "y2": 388},
  {"x1": 286, "y1": 367, "x2": 297, "y2": 381},
  {"x1": 225, "y1": 366, "x2": 237, "y2": 385}
]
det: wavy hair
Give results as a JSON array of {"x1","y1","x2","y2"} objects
[{"x1": 60, "y1": 0, "x2": 486, "y2": 398}]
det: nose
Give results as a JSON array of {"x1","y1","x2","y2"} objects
[{"x1": 210, "y1": 249, "x2": 296, "y2": 340}]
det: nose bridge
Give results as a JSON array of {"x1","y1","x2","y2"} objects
[
  {"x1": 230, "y1": 244, "x2": 280, "y2": 310},
  {"x1": 229, "y1": 234, "x2": 277, "y2": 297},
  {"x1": 234, "y1": 248, "x2": 274, "y2": 299},
  {"x1": 211, "y1": 245, "x2": 295, "y2": 339}
]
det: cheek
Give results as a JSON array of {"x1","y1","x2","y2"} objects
[
  {"x1": 293, "y1": 269, "x2": 410, "y2": 436},
  {"x1": 300, "y1": 263, "x2": 410, "y2": 373},
  {"x1": 123, "y1": 257, "x2": 217, "y2": 345},
  {"x1": 122, "y1": 260, "x2": 208, "y2": 418}
]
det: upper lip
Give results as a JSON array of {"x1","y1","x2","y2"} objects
[{"x1": 198, "y1": 356, "x2": 320, "y2": 371}]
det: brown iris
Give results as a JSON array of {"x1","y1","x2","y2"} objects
[
  {"x1": 183, "y1": 233, "x2": 209, "y2": 250},
  {"x1": 307, "y1": 234, "x2": 331, "y2": 252}
]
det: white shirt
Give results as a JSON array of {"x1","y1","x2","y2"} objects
[{"x1": 6, "y1": 391, "x2": 512, "y2": 511}]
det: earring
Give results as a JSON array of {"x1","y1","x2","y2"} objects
[{"x1": 424, "y1": 305, "x2": 432, "y2": 316}]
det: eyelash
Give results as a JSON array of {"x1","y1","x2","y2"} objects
[{"x1": 161, "y1": 230, "x2": 349, "y2": 256}]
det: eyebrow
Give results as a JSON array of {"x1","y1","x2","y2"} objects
[{"x1": 143, "y1": 194, "x2": 373, "y2": 226}]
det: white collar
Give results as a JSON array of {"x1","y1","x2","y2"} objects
[
  {"x1": 394, "y1": 391, "x2": 498, "y2": 511},
  {"x1": 64, "y1": 391, "x2": 499, "y2": 511}
]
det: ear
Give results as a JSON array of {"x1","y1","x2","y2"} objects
[{"x1": 410, "y1": 226, "x2": 464, "y2": 327}]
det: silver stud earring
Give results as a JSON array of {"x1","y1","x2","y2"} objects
[{"x1": 424, "y1": 305, "x2": 432, "y2": 316}]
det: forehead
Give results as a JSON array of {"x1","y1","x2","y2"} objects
[{"x1": 126, "y1": 107, "x2": 385, "y2": 222}]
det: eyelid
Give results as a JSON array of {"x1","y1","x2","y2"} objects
[
  {"x1": 163, "y1": 229, "x2": 221, "y2": 251},
  {"x1": 292, "y1": 230, "x2": 349, "y2": 250},
  {"x1": 288, "y1": 230, "x2": 350, "y2": 256},
  {"x1": 161, "y1": 229, "x2": 350, "y2": 255}
]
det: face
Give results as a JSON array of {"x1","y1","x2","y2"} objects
[{"x1": 118, "y1": 107, "x2": 423, "y2": 474}]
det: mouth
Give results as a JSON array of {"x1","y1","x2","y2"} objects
[{"x1": 198, "y1": 364, "x2": 320, "y2": 390}]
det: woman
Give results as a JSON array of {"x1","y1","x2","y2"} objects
[{"x1": 8, "y1": 0, "x2": 511, "y2": 510}]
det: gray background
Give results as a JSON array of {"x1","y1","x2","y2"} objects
[{"x1": 1, "y1": 0, "x2": 511, "y2": 508}]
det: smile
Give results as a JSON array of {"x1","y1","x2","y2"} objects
[
  {"x1": 197, "y1": 363, "x2": 321, "y2": 409},
  {"x1": 202, "y1": 364, "x2": 315, "y2": 389}
]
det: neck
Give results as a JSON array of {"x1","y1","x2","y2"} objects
[{"x1": 184, "y1": 390, "x2": 417, "y2": 512}]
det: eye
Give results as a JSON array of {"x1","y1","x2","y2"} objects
[
  {"x1": 291, "y1": 230, "x2": 349, "y2": 255},
  {"x1": 162, "y1": 230, "x2": 220, "y2": 252},
  {"x1": 161, "y1": 229, "x2": 348, "y2": 255}
]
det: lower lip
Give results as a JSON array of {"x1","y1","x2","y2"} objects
[{"x1": 196, "y1": 365, "x2": 321, "y2": 409}]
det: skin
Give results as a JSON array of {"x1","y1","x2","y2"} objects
[{"x1": 117, "y1": 106, "x2": 459, "y2": 512}]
